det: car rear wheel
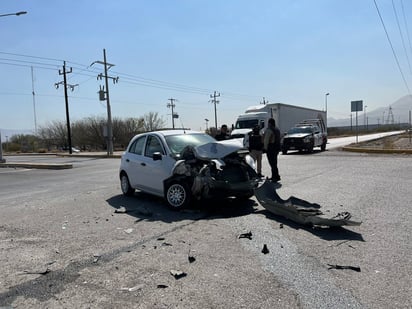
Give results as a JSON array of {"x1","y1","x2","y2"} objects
[
  {"x1": 282, "y1": 148, "x2": 288, "y2": 155},
  {"x1": 165, "y1": 181, "x2": 191, "y2": 209},
  {"x1": 120, "y1": 173, "x2": 135, "y2": 196}
]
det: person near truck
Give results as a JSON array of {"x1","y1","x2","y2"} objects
[
  {"x1": 263, "y1": 118, "x2": 281, "y2": 182},
  {"x1": 215, "y1": 124, "x2": 230, "y2": 141},
  {"x1": 248, "y1": 125, "x2": 264, "y2": 177}
]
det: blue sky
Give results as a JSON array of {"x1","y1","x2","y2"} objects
[{"x1": 1, "y1": 0, "x2": 412, "y2": 133}]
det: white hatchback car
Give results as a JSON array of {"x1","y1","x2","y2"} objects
[{"x1": 119, "y1": 130, "x2": 258, "y2": 209}]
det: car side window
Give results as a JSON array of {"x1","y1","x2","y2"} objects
[
  {"x1": 129, "y1": 136, "x2": 145, "y2": 155},
  {"x1": 145, "y1": 136, "x2": 165, "y2": 157}
]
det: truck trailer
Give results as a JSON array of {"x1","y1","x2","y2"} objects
[{"x1": 230, "y1": 103, "x2": 327, "y2": 138}]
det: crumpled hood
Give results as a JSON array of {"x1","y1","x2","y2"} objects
[{"x1": 194, "y1": 139, "x2": 244, "y2": 160}]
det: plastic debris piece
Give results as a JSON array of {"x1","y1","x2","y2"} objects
[
  {"x1": 170, "y1": 269, "x2": 187, "y2": 279},
  {"x1": 93, "y1": 254, "x2": 101, "y2": 263},
  {"x1": 157, "y1": 284, "x2": 168, "y2": 288},
  {"x1": 120, "y1": 284, "x2": 144, "y2": 292},
  {"x1": 115, "y1": 206, "x2": 127, "y2": 213},
  {"x1": 327, "y1": 264, "x2": 361, "y2": 272},
  {"x1": 261, "y1": 244, "x2": 269, "y2": 254},
  {"x1": 21, "y1": 267, "x2": 50, "y2": 275},
  {"x1": 188, "y1": 255, "x2": 196, "y2": 263},
  {"x1": 124, "y1": 228, "x2": 133, "y2": 234},
  {"x1": 238, "y1": 231, "x2": 253, "y2": 240}
]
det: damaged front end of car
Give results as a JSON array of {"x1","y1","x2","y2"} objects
[{"x1": 164, "y1": 141, "x2": 259, "y2": 207}]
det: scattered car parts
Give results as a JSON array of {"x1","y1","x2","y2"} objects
[{"x1": 254, "y1": 180, "x2": 362, "y2": 227}]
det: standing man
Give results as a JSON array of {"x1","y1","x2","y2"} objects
[
  {"x1": 263, "y1": 118, "x2": 281, "y2": 182},
  {"x1": 248, "y1": 125, "x2": 264, "y2": 177},
  {"x1": 215, "y1": 124, "x2": 230, "y2": 141}
]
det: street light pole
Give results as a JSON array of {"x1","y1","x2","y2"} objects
[{"x1": 325, "y1": 92, "x2": 329, "y2": 128}]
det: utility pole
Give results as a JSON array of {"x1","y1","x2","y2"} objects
[
  {"x1": 31, "y1": 67, "x2": 38, "y2": 135},
  {"x1": 167, "y1": 98, "x2": 177, "y2": 129},
  {"x1": 91, "y1": 49, "x2": 118, "y2": 155},
  {"x1": 0, "y1": 132, "x2": 4, "y2": 163},
  {"x1": 55, "y1": 61, "x2": 78, "y2": 154},
  {"x1": 210, "y1": 91, "x2": 220, "y2": 129}
]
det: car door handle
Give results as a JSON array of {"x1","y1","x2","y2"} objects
[{"x1": 141, "y1": 162, "x2": 146, "y2": 166}]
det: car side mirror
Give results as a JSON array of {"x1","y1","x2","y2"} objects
[{"x1": 152, "y1": 152, "x2": 162, "y2": 161}]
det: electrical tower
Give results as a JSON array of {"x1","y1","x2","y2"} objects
[
  {"x1": 386, "y1": 106, "x2": 395, "y2": 124},
  {"x1": 55, "y1": 61, "x2": 78, "y2": 154},
  {"x1": 210, "y1": 91, "x2": 220, "y2": 129},
  {"x1": 91, "y1": 49, "x2": 118, "y2": 156}
]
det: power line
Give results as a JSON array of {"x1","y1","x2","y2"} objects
[
  {"x1": 392, "y1": 0, "x2": 412, "y2": 74},
  {"x1": 0, "y1": 51, "x2": 266, "y2": 101},
  {"x1": 400, "y1": 0, "x2": 412, "y2": 62},
  {"x1": 373, "y1": 0, "x2": 411, "y2": 95}
]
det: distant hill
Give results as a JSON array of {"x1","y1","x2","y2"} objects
[{"x1": 328, "y1": 95, "x2": 412, "y2": 127}]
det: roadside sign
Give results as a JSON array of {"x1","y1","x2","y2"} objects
[{"x1": 351, "y1": 100, "x2": 363, "y2": 112}]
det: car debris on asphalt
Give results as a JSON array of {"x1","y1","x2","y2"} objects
[
  {"x1": 254, "y1": 180, "x2": 362, "y2": 227},
  {"x1": 170, "y1": 269, "x2": 187, "y2": 279},
  {"x1": 238, "y1": 231, "x2": 253, "y2": 240},
  {"x1": 327, "y1": 264, "x2": 361, "y2": 272},
  {"x1": 114, "y1": 206, "x2": 128, "y2": 213},
  {"x1": 261, "y1": 244, "x2": 269, "y2": 254}
]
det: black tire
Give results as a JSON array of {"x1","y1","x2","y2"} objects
[
  {"x1": 120, "y1": 173, "x2": 135, "y2": 196},
  {"x1": 321, "y1": 141, "x2": 326, "y2": 151},
  {"x1": 282, "y1": 148, "x2": 288, "y2": 155},
  {"x1": 307, "y1": 143, "x2": 314, "y2": 153},
  {"x1": 165, "y1": 181, "x2": 191, "y2": 210}
]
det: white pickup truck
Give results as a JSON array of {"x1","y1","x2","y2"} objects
[{"x1": 281, "y1": 119, "x2": 327, "y2": 154}]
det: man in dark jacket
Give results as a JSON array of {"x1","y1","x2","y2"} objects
[
  {"x1": 215, "y1": 124, "x2": 230, "y2": 141},
  {"x1": 263, "y1": 118, "x2": 281, "y2": 182}
]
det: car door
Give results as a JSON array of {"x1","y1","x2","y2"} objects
[
  {"x1": 136, "y1": 135, "x2": 176, "y2": 196},
  {"x1": 124, "y1": 135, "x2": 147, "y2": 188},
  {"x1": 313, "y1": 126, "x2": 323, "y2": 146}
]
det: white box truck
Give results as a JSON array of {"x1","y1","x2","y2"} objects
[{"x1": 230, "y1": 103, "x2": 327, "y2": 138}]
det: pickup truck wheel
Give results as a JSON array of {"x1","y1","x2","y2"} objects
[
  {"x1": 165, "y1": 181, "x2": 191, "y2": 210},
  {"x1": 120, "y1": 173, "x2": 135, "y2": 196},
  {"x1": 321, "y1": 141, "x2": 326, "y2": 151},
  {"x1": 307, "y1": 144, "x2": 314, "y2": 153}
]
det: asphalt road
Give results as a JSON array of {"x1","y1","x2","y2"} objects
[{"x1": 0, "y1": 147, "x2": 411, "y2": 308}]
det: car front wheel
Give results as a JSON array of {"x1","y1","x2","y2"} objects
[
  {"x1": 165, "y1": 181, "x2": 191, "y2": 209},
  {"x1": 120, "y1": 173, "x2": 135, "y2": 196}
]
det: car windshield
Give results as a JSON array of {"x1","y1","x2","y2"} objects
[
  {"x1": 165, "y1": 133, "x2": 216, "y2": 157},
  {"x1": 287, "y1": 127, "x2": 313, "y2": 134}
]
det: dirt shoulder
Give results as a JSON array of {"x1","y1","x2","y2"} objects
[{"x1": 343, "y1": 132, "x2": 412, "y2": 153}]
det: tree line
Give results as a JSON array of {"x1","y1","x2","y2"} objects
[{"x1": 3, "y1": 112, "x2": 166, "y2": 153}]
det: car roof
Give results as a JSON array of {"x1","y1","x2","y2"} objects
[{"x1": 139, "y1": 129, "x2": 204, "y2": 137}]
